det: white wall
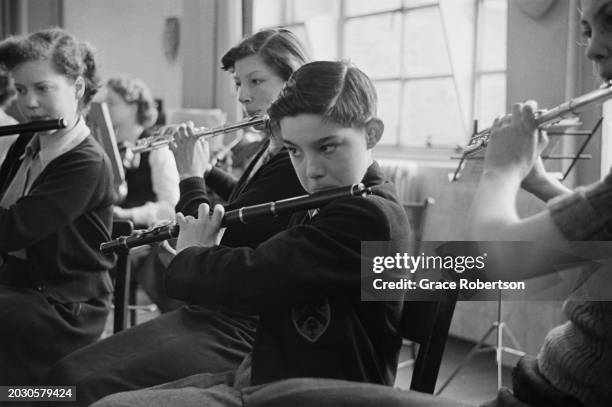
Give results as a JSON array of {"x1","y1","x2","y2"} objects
[
  {"x1": 507, "y1": 0, "x2": 602, "y2": 187},
  {"x1": 181, "y1": 0, "x2": 216, "y2": 109},
  {"x1": 63, "y1": 0, "x2": 184, "y2": 109}
]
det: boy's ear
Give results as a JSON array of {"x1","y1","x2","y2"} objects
[{"x1": 365, "y1": 118, "x2": 384, "y2": 149}]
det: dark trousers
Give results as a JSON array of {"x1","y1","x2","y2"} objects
[
  {"x1": 46, "y1": 305, "x2": 257, "y2": 406},
  {"x1": 0, "y1": 284, "x2": 109, "y2": 385},
  {"x1": 130, "y1": 245, "x2": 183, "y2": 313}
]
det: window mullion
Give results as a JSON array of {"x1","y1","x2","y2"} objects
[
  {"x1": 472, "y1": 0, "x2": 483, "y2": 134},
  {"x1": 283, "y1": 0, "x2": 290, "y2": 25},
  {"x1": 398, "y1": 7, "x2": 406, "y2": 147}
]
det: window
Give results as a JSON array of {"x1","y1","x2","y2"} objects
[{"x1": 251, "y1": 0, "x2": 507, "y2": 157}]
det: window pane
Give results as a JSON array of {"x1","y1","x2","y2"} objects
[
  {"x1": 479, "y1": 0, "x2": 507, "y2": 71},
  {"x1": 403, "y1": 7, "x2": 452, "y2": 76},
  {"x1": 253, "y1": 0, "x2": 284, "y2": 31},
  {"x1": 344, "y1": 13, "x2": 401, "y2": 79},
  {"x1": 345, "y1": 0, "x2": 401, "y2": 17},
  {"x1": 292, "y1": 0, "x2": 340, "y2": 22},
  {"x1": 476, "y1": 73, "x2": 506, "y2": 130},
  {"x1": 304, "y1": 21, "x2": 338, "y2": 59},
  {"x1": 440, "y1": 0, "x2": 477, "y2": 128},
  {"x1": 286, "y1": 24, "x2": 312, "y2": 56},
  {"x1": 375, "y1": 81, "x2": 401, "y2": 146},
  {"x1": 402, "y1": 78, "x2": 465, "y2": 147},
  {"x1": 404, "y1": 0, "x2": 439, "y2": 8}
]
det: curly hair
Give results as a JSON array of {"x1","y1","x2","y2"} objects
[
  {"x1": 0, "y1": 65, "x2": 16, "y2": 108},
  {"x1": 0, "y1": 28, "x2": 101, "y2": 109},
  {"x1": 106, "y1": 76, "x2": 158, "y2": 128},
  {"x1": 221, "y1": 28, "x2": 310, "y2": 81}
]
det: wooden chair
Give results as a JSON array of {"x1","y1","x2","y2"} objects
[
  {"x1": 400, "y1": 288, "x2": 458, "y2": 393},
  {"x1": 398, "y1": 198, "x2": 458, "y2": 394},
  {"x1": 402, "y1": 198, "x2": 435, "y2": 253},
  {"x1": 398, "y1": 198, "x2": 435, "y2": 366}
]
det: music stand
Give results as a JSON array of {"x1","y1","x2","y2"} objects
[
  {"x1": 435, "y1": 290, "x2": 525, "y2": 394},
  {"x1": 450, "y1": 118, "x2": 601, "y2": 182}
]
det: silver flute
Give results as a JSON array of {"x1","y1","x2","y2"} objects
[
  {"x1": 463, "y1": 81, "x2": 612, "y2": 154},
  {"x1": 131, "y1": 115, "x2": 269, "y2": 154}
]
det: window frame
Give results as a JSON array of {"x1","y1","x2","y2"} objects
[{"x1": 246, "y1": 0, "x2": 507, "y2": 163}]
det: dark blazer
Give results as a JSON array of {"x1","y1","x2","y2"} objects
[
  {"x1": 176, "y1": 139, "x2": 305, "y2": 248},
  {"x1": 0, "y1": 133, "x2": 115, "y2": 302},
  {"x1": 167, "y1": 162, "x2": 409, "y2": 387}
]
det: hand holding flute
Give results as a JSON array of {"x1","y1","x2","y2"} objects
[
  {"x1": 484, "y1": 101, "x2": 571, "y2": 201},
  {"x1": 175, "y1": 203, "x2": 225, "y2": 253},
  {"x1": 485, "y1": 101, "x2": 547, "y2": 181},
  {"x1": 131, "y1": 115, "x2": 269, "y2": 154},
  {"x1": 100, "y1": 184, "x2": 369, "y2": 254},
  {"x1": 166, "y1": 121, "x2": 213, "y2": 180},
  {"x1": 464, "y1": 81, "x2": 612, "y2": 154}
]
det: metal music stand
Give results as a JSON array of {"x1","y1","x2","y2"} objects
[
  {"x1": 435, "y1": 290, "x2": 525, "y2": 394},
  {"x1": 449, "y1": 118, "x2": 601, "y2": 182}
]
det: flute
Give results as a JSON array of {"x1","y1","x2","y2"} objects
[
  {"x1": 0, "y1": 118, "x2": 68, "y2": 137},
  {"x1": 463, "y1": 81, "x2": 612, "y2": 154},
  {"x1": 100, "y1": 183, "x2": 370, "y2": 254},
  {"x1": 130, "y1": 115, "x2": 269, "y2": 154}
]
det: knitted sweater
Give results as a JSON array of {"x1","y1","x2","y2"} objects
[{"x1": 537, "y1": 170, "x2": 612, "y2": 407}]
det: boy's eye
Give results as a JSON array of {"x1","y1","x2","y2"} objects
[
  {"x1": 15, "y1": 87, "x2": 26, "y2": 95},
  {"x1": 36, "y1": 85, "x2": 51, "y2": 92},
  {"x1": 251, "y1": 79, "x2": 264, "y2": 86},
  {"x1": 320, "y1": 144, "x2": 337, "y2": 154},
  {"x1": 234, "y1": 82, "x2": 241, "y2": 90},
  {"x1": 286, "y1": 146, "x2": 298, "y2": 156}
]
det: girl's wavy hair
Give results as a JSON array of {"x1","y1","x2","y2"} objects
[
  {"x1": 106, "y1": 76, "x2": 158, "y2": 128},
  {"x1": 221, "y1": 27, "x2": 310, "y2": 80},
  {"x1": 268, "y1": 60, "x2": 378, "y2": 128},
  {"x1": 0, "y1": 28, "x2": 101, "y2": 110},
  {"x1": 0, "y1": 64, "x2": 16, "y2": 107}
]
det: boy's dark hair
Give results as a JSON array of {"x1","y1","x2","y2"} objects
[
  {"x1": 0, "y1": 65, "x2": 16, "y2": 107},
  {"x1": 221, "y1": 28, "x2": 310, "y2": 81},
  {"x1": 0, "y1": 28, "x2": 101, "y2": 108},
  {"x1": 268, "y1": 60, "x2": 378, "y2": 128}
]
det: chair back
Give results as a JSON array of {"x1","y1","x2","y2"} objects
[
  {"x1": 110, "y1": 219, "x2": 134, "y2": 333},
  {"x1": 401, "y1": 291, "x2": 457, "y2": 393},
  {"x1": 87, "y1": 102, "x2": 125, "y2": 196},
  {"x1": 400, "y1": 198, "x2": 457, "y2": 394}
]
